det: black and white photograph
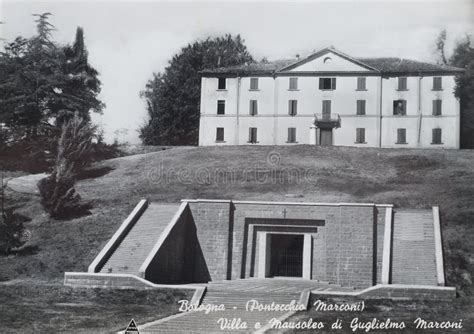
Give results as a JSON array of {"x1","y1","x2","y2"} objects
[{"x1": 0, "y1": 0, "x2": 473, "y2": 332}]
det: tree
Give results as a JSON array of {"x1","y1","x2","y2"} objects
[
  {"x1": 38, "y1": 114, "x2": 96, "y2": 219},
  {"x1": 61, "y1": 27, "x2": 104, "y2": 124},
  {"x1": 435, "y1": 29, "x2": 448, "y2": 65},
  {"x1": 450, "y1": 35, "x2": 474, "y2": 148},
  {"x1": 434, "y1": 31, "x2": 474, "y2": 148},
  {"x1": 140, "y1": 34, "x2": 254, "y2": 145},
  {"x1": 0, "y1": 14, "x2": 103, "y2": 142}
]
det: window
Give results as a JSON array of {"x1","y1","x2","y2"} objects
[
  {"x1": 288, "y1": 100, "x2": 297, "y2": 116},
  {"x1": 356, "y1": 100, "x2": 366, "y2": 115},
  {"x1": 217, "y1": 100, "x2": 225, "y2": 115},
  {"x1": 398, "y1": 77, "x2": 408, "y2": 90},
  {"x1": 216, "y1": 128, "x2": 224, "y2": 142},
  {"x1": 287, "y1": 128, "x2": 296, "y2": 143},
  {"x1": 355, "y1": 128, "x2": 366, "y2": 143},
  {"x1": 319, "y1": 77, "x2": 336, "y2": 90},
  {"x1": 250, "y1": 78, "x2": 259, "y2": 90},
  {"x1": 357, "y1": 77, "x2": 366, "y2": 90},
  {"x1": 322, "y1": 100, "x2": 331, "y2": 119},
  {"x1": 433, "y1": 77, "x2": 442, "y2": 91},
  {"x1": 218, "y1": 78, "x2": 226, "y2": 90},
  {"x1": 397, "y1": 128, "x2": 407, "y2": 144},
  {"x1": 393, "y1": 100, "x2": 407, "y2": 115},
  {"x1": 249, "y1": 100, "x2": 258, "y2": 115},
  {"x1": 432, "y1": 128, "x2": 442, "y2": 144},
  {"x1": 433, "y1": 100, "x2": 442, "y2": 116},
  {"x1": 289, "y1": 77, "x2": 298, "y2": 90},
  {"x1": 249, "y1": 127, "x2": 258, "y2": 143}
]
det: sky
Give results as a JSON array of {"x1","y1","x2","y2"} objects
[{"x1": 1, "y1": 0, "x2": 473, "y2": 144}]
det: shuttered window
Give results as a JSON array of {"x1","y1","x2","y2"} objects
[
  {"x1": 433, "y1": 77, "x2": 442, "y2": 90},
  {"x1": 216, "y1": 128, "x2": 224, "y2": 141},
  {"x1": 432, "y1": 128, "x2": 442, "y2": 144},
  {"x1": 356, "y1": 128, "x2": 365, "y2": 143},
  {"x1": 398, "y1": 77, "x2": 408, "y2": 90},
  {"x1": 249, "y1": 100, "x2": 258, "y2": 115},
  {"x1": 357, "y1": 77, "x2": 366, "y2": 90},
  {"x1": 397, "y1": 128, "x2": 407, "y2": 144},
  {"x1": 319, "y1": 78, "x2": 336, "y2": 90},
  {"x1": 288, "y1": 100, "x2": 298, "y2": 116},
  {"x1": 218, "y1": 78, "x2": 226, "y2": 90},
  {"x1": 250, "y1": 78, "x2": 259, "y2": 90},
  {"x1": 393, "y1": 100, "x2": 407, "y2": 115},
  {"x1": 217, "y1": 100, "x2": 225, "y2": 115},
  {"x1": 287, "y1": 128, "x2": 296, "y2": 143},
  {"x1": 433, "y1": 100, "x2": 442, "y2": 116},
  {"x1": 289, "y1": 77, "x2": 298, "y2": 90},
  {"x1": 322, "y1": 100, "x2": 331, "y2": 119},
  {"x1": 249, "y1": 127, "x2": 258, "y2": 143},
  {"x1": 356, "y1": 100, "x2": 366, "y2": 115}
]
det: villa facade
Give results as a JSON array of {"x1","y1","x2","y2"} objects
[{"x1": 199, "y1": 47, "x2": 463, "y2": 148}]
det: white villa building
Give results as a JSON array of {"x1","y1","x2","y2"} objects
[{"x1": 198, "y1": 47, "x2": 464, "y2": 148}]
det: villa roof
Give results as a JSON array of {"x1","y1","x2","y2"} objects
[
  {"x1": 203, "y1": 59, "x2": 295, "y2": 75},
  {"x1": 200, "y1": 47, "x2": 465, "y2": 76},
  {"x1": 358, "y1": 57, "x2": 463, "y2": 74}
]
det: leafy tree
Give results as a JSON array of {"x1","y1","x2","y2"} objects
[
  {"x1": 0, "y1": 13, "x2": 103, "y2": 142},
  {"x1": 434, "y1": 31, "x2": 474, "y2": 148},
  {"x1": 140, "y1": 34, "x2": 254, "y2": 145},
  {"x1": 435, "y1": 29, "x2": 448, "y2": 65},
  {"x1": 451, "y1": 36, "x2": 474, "y2": 149},
  {"x1": 38, "y1": 114, "x2": 96, "y2": 219},
  {"x1": 61, "y1": 26, "x2": 104, "y2": 124}
]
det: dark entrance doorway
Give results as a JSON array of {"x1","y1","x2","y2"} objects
[
  {"x1": 270, "y1": 234, "x2": 304, "y2": 277},
  {"x1": 320, "y1": 129, "x2": 333, "y2": 146}
]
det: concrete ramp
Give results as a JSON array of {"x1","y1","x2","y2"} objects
[
  {"x1": 86, "y1": 200, "x2": 181, "y2": 277},
  {"x1": 391, "y1": 209, "x2": 438, "y2": 285},
  {"x1": 99, "y1": 203, "x2": 180, "y2": 275}
]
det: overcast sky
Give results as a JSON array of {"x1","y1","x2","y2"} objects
[{"x1": 1, "y1": 0, "x2": 473, "y2": 143}]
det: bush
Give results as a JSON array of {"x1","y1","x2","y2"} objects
[
  {"x1": 38, "y1": 172, "x2": 90, "y2": 219},
  {"x1": 0, "y1": 135, "x2": 55, "y2": 173},
  {"x1": 38, "y1": 115, "x2": 95, "y2": 219},
  {"x1": 0, "y1": 208, "x2": 30, "y2": 254}
]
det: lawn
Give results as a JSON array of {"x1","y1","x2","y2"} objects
[
  {"x1": 0, "y1": 281, "x2": 192, "y2": 333},
  {"x1": 1, "y1": 145, "x2": 473, "y2": 331}
]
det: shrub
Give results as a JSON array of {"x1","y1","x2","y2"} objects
[
  {"x1": 38, "y1": 114, "x2": 95, "y2": 219},
  {"x1": 0, "y1": 176, "x2": 31, "y2": 254},
  {"x1": 38, "y1": 172, "x2": 91, "y2": 219},
  {"x1": 0, "y1": 208, "x2": 30, "y2": 254}
]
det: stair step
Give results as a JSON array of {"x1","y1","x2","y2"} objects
[
  {"x1": 100, "y1": 204, "x2": 180, "y2": 274},
  {"x1": 391, "y1": 210, "x2": 437, "y2": 285}
]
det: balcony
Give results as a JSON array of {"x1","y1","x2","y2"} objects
[{"x1": 314, "y1": 113, "x2": 341, "y2": 129}]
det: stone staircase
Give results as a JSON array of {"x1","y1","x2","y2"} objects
[
  {"x1": 100, "y1": 204, "x2": 180, "y2": 275},
  {"x1": 391, "y1": 209, "x2": 437, "y2": 285},
  {"x1": 142, "y1": 279, "x2": 341, "y2": 333}
]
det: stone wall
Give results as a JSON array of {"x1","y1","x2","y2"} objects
[
  {"x1": 375, "y1": 205, "x2": 387, "y2": 284},
  {"x1": 187, "y1": 200, "x2": 379, "y2": 289},
  {"x1": 187, "y1": 201, "x2": 232, "y2": 281},
  {"x1": 145, "y1": 206, "x2": 210, "y2": 284}
]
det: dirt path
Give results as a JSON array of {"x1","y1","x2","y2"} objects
[{"x1": 5, "y1": 173, "x2": 47, "y2": 195}]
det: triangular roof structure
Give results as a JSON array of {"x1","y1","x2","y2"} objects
[
  {"x1": 200, "y1": 46, "x2": 465, "y2": 76},
  {"x1": 277, "y1": 46, "x2": 380, "y2": 72}
]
